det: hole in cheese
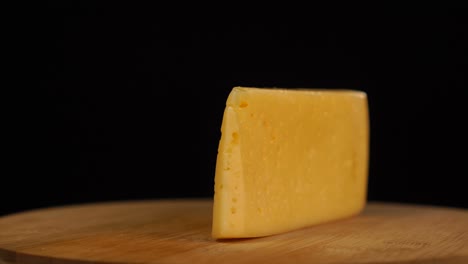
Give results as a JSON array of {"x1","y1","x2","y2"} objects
[{"x1": 231, "y1": 132, "x2": 239, "y2": 144}]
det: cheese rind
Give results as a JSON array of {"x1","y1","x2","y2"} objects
[{"x1": 212, "y1": 87, "x2": 369, "y2": 239}]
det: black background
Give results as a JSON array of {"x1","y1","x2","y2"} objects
[{"x1": 4, "y1": 6, "x2": 467, "y2": 216}]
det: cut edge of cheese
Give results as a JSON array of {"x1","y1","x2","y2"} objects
[{"x1": 212, "y1": 104, "x2": 246, "y2": 237}]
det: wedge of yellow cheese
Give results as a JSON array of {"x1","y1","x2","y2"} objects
[{"x1": 212, "y1": 87, "x2": 369, "y2": 239}]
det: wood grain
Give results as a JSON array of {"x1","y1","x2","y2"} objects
[{"x1": 0, "y1": 199, "x2": 467, "y2": 264}]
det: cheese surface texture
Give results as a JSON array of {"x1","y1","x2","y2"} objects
[{"x1": 212, "y1": 87, "x2": 369, "y2": 239}]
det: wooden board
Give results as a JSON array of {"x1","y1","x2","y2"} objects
[{"x1": 0, "y1": 199, "x2": 467, "y2": 264}]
